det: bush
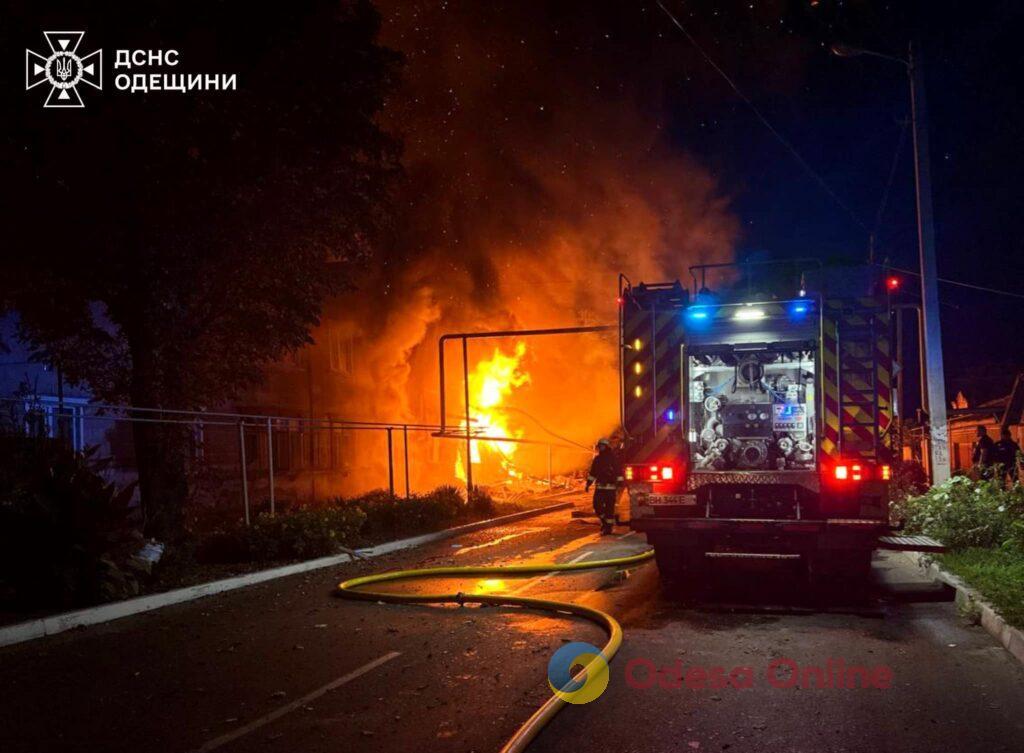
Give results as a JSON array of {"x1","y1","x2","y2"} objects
[
  {"x1": 893, "y1": 475, "x2": 1024, "y2": 551},
  {"x1": 0, "y1": 436, "x2": 143, "y2": 609},
  {"x1": 337, "y1": 485, "x2": 468, "y2": 537},
  {"x1": 889, "y1": 460, "x2": 929, "y2": 502},
  {"x1": 198, "y1": 505, "x2": 366, "y2": 564},
  {"x1": 246, "y1": 507, "x2": 366, "y2": 561},
  {"x1": 467, "y1": 487, "x2": 497, "y2": 518},
  {"x1": 198, "y1": 486, "x2": 504, "y2": 565}
]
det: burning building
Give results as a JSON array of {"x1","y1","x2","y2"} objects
[{"x1": 235, "y1": 1, "x2": 739, "y2": 499}]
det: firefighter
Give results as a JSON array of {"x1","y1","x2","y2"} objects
[
  {"x1": 993, "y1": 427, "x2": 1021, "y2": 483},
  {"x1": 972, "y1": 424, "x2": 995, "y2": 477},
  {"x1": 586, "y1": 438, "x2": 622, "y2": 535}
]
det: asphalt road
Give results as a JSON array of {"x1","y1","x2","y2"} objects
[{"x1": 2, "y1": 493, "x2": 1023, "y2": 753}]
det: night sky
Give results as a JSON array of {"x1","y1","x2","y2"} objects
[
  {"x1": 640, "y1": 1, "x2": 1024, "y2": 404},
  {"x1": 375, "y1": 0, "x2": 1024, "y2": 407},
  {"x1": 6, "y1": 0, "x2": 1023, "y2": 410}
]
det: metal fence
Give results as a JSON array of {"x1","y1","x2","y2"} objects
[{"x1": 0, "y1": 397, "x2": 588, "y2": 529}]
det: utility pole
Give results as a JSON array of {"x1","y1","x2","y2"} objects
[
  {"x1": 832, "y1": 40, "x2": 950, "y2": 485},
  {"x1": 908, "y1": 43, "x2": 950, "y2": 484}
]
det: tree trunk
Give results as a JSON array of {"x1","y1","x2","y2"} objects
[{"x1": 128, "y1": 336, "x2": 188, "y2": 541}]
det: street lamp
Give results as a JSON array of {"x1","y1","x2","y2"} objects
[{"x1": 832, "y1": 41, "x2": 950, "y2": 485}]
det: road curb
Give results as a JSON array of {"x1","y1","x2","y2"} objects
[
  {"x1": 0, "y1": 499, "x2": 576, "y2": 649},
  {"x1": 898, "y1": 551, "x2": 1024, "y2": 667}
]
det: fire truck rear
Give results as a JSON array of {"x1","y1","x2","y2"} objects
[{"x1": 619, "y1": 264, "x2": 905, "y2": 584}]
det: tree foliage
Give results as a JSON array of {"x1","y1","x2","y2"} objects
[{"x1": 1, "y1": 1, "x2": 401, "y2": 535}]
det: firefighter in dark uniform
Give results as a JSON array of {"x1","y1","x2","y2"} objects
[
  {"x1": 993, "y1": 427, "x2": 1021, "y2": 483},
  {"x1": 973, "y1": 424, "x2": 995, "y2": 478},
  {"x1": 586, "y1": 438, "x2": 622, "y2": 535}
]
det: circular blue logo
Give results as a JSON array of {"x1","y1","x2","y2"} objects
[{"x1": 547, "y1": 641, "x2": 609, "y2": 704}]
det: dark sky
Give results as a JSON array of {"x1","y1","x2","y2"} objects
[
  {"x1": 376, "y1": 0, "x2": 1024, "y2": 406},
  {"x1": 5, "y1": 0, "x2": 1023, "y2": 408},
  {"x1": 637, "y1": 0, "x2": 1024, "y2": 403}
]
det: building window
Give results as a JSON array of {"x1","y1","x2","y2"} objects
[
  {"x1": 328, "y1": 328, "x2": 355, "y2": 375},
  {"x1": 22, "y1": 396, "x2": 87, "y2": 451}
]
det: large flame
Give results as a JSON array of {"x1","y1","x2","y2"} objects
[
  {"x1": 285, "y1": 3, "x2": 738, "y2": 498},
  {"x1": 455, "y1": 341, "x2": 531, "y2": 484}
]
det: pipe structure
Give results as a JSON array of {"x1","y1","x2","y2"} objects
[
  {"x1": 266, "y1": 417, "x2": 275, "y2": 515},
  {"x1": 463, "y1": 337, "x2": 473, "y2": 492},
  {"x1": 386, "y1": 427, "x2": 395, "y2": 497},
  {"x1": 404, "y1": 425, "x2": 411, "y2": 499},
  {"x1": 238, "y1": 422, "x2": 249, "y2": 525},
  {"x1": 437, "y1": 325, "x2": 615, "y2": 435},
  {"x1": 436, "y1": 325, "x2": 615, "y2": 491}
]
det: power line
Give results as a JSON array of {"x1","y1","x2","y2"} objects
[
  {"x1": 655, "y1": 0, "x2": 870, "y2": 234},
  {"x1": 882, "y1": 264, "x2": 1024, "y2": 300},
  {"x1": 872, "y1": 116, "x2": 909, "y2": 243}
]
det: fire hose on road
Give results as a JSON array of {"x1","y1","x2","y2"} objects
[{"x1": 336, "y1": 549, "x2": 655, "y2": 753}]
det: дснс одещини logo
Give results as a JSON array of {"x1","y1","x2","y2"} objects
[{"x1": 26, "y1": 31, "x2": 102, "y2": 108}]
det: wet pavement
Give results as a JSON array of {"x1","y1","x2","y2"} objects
[{"x1": 2, "y1": 493, "x2": 1023, "y2": 753}]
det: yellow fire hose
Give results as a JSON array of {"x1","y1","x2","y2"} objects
[{"x1": 336, "y1": 548, "x2": 655, "y2": 753}]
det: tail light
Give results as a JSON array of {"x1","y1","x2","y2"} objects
[
  {"x1": 830, "y1": 461, "x2": 892, "y2": 483},
  {"x1": 624, "y1": 463, "x2": 681, "y2": 486}
]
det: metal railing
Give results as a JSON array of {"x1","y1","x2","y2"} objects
[{"x1": 0, "y1": 397, "x2": 587, "y2": 528}]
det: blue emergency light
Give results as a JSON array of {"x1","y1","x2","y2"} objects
[
  {"x1": 686, "y1": 306, "x2": 711, "y2": 323},
  {"x1": 789, "y1": 301, "x2": 811, "y2": 318}
]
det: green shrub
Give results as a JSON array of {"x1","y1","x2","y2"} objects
[
  {"x1": 467, "y1": 486, "x2": 497, "y2": 518},
  {"x1": 247, "y1": 506, "x2": 366, "y2": 561},
  {"x1": 889, "y1": 460, "x2": 929, "y2": 502},
  {"x1": 893, "y1": 475, "x2": 1024, "y2": 550},
  {"x1": 198, "y1": 505, "x2": 366, "y2": 563},
  {"x1": 344, "y1": 489, "x2": 405, "y2": 536},
  {"x1": 337, "y1": 485, "x2": 468, "y2": 537},
  {"x1": 199, "y1": 485, "x2": 504, "y2": 565},
  {"x1": 0, "y1": 435, "x2": 142, "y2": 609},
  {"x1": 1005, "y1": 519, "x2": 1024, "y2": 554}
]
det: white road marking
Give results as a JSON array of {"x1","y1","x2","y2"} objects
[
  {"x1": 191, "y1": 651, "x2": 401, "y2": 753},
  {"x1": 454, "y1": 527, "x2": 547, "y2": 555},
  {"x1": 510, "y1": 551, "x2": 593, "y2": 595}
]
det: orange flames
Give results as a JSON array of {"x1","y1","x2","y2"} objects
[{"x1": 455, "y1": 341, "x2": 531, "y2": 484}]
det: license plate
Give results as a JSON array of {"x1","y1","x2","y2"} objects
[{"x1": 648, "y1": 494, "x2": 695, "y2": 506}]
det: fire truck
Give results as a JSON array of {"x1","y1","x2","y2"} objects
[{"x1": 618, "y1": 262, "x2": 935, "y2": 584}]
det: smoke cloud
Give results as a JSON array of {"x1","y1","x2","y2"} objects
[{"x1": 317, "y1": 1, "x2": 738, "y2": 493}]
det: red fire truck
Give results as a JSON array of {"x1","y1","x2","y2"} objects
[{"x1": 618, "y1": 262, "x2": 937, "y2": 584}]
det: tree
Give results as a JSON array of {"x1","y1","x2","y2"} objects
[{"x1": 1, "y1": 0, "x2": 401, "y2": 538}]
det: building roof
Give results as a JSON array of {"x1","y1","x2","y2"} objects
[{"x1": 949, "y1": 372, "x2": 1024, "y2": 429}]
